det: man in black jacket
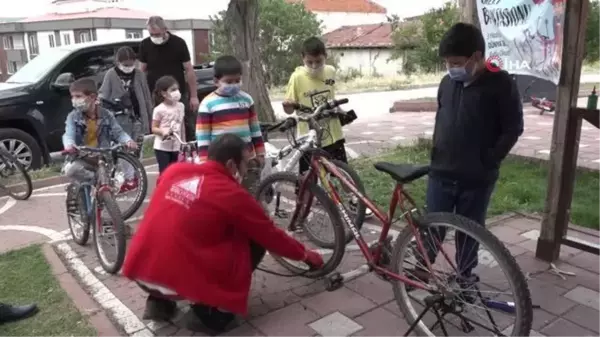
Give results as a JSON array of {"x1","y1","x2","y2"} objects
[{"x1": 426, "y1": 23, "x2": 523, "y2": 279}]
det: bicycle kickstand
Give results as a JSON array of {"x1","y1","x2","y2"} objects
[{"x1": 403, "y1": 294, "x2": 449, "y2": 337}]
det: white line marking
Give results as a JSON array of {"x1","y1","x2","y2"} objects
[
  {"x1": 522, "y1": 136, "x2": 541, "y2": 140},
  {"x1": 345, "y1": 147, "x2": 359, "y2": 159},
  {"x1": 0, "y1": 225, "x2": 148, "y2": 335},
  {"x1": 94, "y1": 266, "x2": 108, "y2": 275},
  {"x1": 345, "y1": 140, "x2": 383, "y2": 145},
  {"x1": 361, "y1": 132, "x2": 374, "y2": 135},
  {"x1": 0, "y1": 198, "x2": 17, "y2": 215},
  {"x1": 391, "y1": 136, "x2": 406, "y2": 141},
  {"x1": 32, "y1": 192, "x2": 67, "y2": 197},
  {"x1": 424, "y1": 130, "x2": 433, "y2": 135},
  {"x1": 538, "y1": 149, "x2": 550, "y2": 154}
]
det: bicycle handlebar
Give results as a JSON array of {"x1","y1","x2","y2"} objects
[
  {"x1": 278, "y1": 98, "x2": 350, "y2": 133},
  {"x1": 61, "y1": 144, "x2": 123, "y2": 156},
  {"x1": 166, "y1": 131, "x2": 196, "y2": 146}
]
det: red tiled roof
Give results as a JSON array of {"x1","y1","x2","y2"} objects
[
  {"x1": 323, "y1": 23, "x2": 393, "y2": 48},
  {"x1": 21, "y1": 7, "x2": 154, "y2": 23},
  {"x1": 287, "y1": 0, "x2": 387, "y2": 13}
]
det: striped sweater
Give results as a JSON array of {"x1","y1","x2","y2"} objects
[{"x1": 196, "y1": 91, "x2": 265, "y2": 160}]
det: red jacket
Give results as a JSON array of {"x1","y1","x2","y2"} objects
[{"x1": 122, "y1": 161, "x2": 307, "y2": 315}]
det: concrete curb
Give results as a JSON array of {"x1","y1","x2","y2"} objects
[
  {"x1": 41, "y1": 243, "x2": 122, "y2": 336},
  {"x1": 30, "y1": 157, "x2": 159, "y2": 190}
]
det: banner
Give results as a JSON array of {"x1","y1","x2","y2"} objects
[{"x1": 477, "y1": 0, "x2": 565, "y2": 84}]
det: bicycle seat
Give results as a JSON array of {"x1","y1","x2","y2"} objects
[{"x1": 373, "y1": 162, "x2": 430, "y2": 184}]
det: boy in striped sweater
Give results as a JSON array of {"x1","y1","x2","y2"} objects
[{"x1": 196, "y1": 55, "x2": 265, "y2": 194}]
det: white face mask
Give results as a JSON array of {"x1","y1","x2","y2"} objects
[
  {"x1": 118, "y1": 64, "x2": 135, "y2": 73},
  {"x1": 169, "y1": 90, "x2": 181, "y2": 102},
  {"x1": 150, "y1": 36, "x2": 164, "y2": 45},
  {"x1": 72, "y1": 98, "x2": 90, "y2": 111},
  {"x1": 306, "y1": 65, "x2": 324, "y2": 77}
]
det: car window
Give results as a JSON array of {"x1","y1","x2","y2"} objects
[{"x1": 58, "y1": 48, "x2": 116, "y2": 87}]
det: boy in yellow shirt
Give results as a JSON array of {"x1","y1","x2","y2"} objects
[{"x1": 283, "y1": 36, "x2": 371, "y2": 218}]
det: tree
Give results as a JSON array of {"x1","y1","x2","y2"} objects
[
  {"x1": 219, "y1": 0, "x2": 275, "y2": 122},
  {"x1": 390, "y1": 1, "x2": 459, "y2": 73},
  {"x1": 585, "y1": 0, "x2": 600, "y2": 63},
  {"x1": 212, "y1": 0, "x2": 322, "y2": 87}
]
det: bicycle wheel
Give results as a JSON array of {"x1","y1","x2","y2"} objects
[
  {"x1": 93, "y1": 190, "x2": 127, "y2": 274},
  {"x1": 390, "y1": 213, "x2": 532, "y2": 336},
  {"x1": 66, "y1": 183, "x2": 90, "y2": 246},
  {"x1": 112, "y1": 152, "x2": 148, "y2": 220},
  {"x1": 307, "y1": 159, "x2": 366, "y2": 248},
  {"x1": 255, "y1": 171, "x2": 345, "y2": 278},
  {"x1": 0, "y1": 148, "x2": 32, "y2": 200}
]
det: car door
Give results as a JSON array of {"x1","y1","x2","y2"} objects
[{"x1": 40, "y1": 47, "x2": 116, "y2": 152}]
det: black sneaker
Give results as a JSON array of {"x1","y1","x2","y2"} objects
[{"x1": 142, "y1": 296, "x2": 177, "y2": 321}]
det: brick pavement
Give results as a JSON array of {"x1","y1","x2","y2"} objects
[{"x1": 52, "y1": 195, "x2": 599, "y2": 337}]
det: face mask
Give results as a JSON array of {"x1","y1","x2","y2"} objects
[
  {"x1": 150, "y1": 36, "x2": 164, "y2": 45},
  {"x1": 219, "y1": 83, "x2": 241, "y2": 96},
  {"x1": 305, "y1": 65, "x2": 324, "y2": 77},
  {"x1": 118, "y1": 64, "x2": 135, "y2": 73},
  {"x1": 447, "y1": 58, "x2": 476, "y2": 82},
  {"x1": 169, "y1": 90, "x2": 182, "y2": 101},
  {"x1": 72, "y1": 98, "x2": 90, "y2": 112}
]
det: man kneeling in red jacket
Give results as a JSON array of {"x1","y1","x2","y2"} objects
[{"x1": 122, "y1": 133, "x2": 323, "y2": 333}]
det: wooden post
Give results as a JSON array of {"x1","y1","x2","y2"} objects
[
  {"x1": 461, "y1": 0, "x2": 480, "y2": 27},
  {"x1": 536, "y1": 0, "x2": 590, "y2": 262}
]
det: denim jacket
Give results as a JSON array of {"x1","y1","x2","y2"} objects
[{"x1": 62, "y1": 106, "x2": 132, "y2": 149}]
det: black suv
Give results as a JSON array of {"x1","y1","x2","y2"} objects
[{"x1": 0, "y1": 39, "x2": 216, "y2": 169}]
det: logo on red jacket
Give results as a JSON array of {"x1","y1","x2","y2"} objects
[{"x1": 165, "y1": 176, "x2": 204, "y2": 209}]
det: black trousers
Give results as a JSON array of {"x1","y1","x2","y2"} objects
[
  {"x1": 143, "y1": 242, "x2": 266, "y2": 331},
  {"x1": 299, "y1": 139, "x2": 348, "y2": 175},
  {"x1": 181, "y1": 91, "x2": 197, "y2": 142},
  {"x1": 154, "y1": 149, "x2": 179, "y2": 174}
]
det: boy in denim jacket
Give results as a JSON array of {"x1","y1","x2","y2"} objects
[{"x1": 62, "y1": 78, "x2": 137, "y2": 185}]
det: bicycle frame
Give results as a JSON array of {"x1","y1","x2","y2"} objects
[{"x1": 296, "y1": 153, "x2": 438, "y2": 291}]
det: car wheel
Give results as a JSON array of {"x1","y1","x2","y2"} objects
[{"x1": 0, "y1": 128, "x2": 43, "y2": 170}]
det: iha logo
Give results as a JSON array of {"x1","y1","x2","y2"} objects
[{"x1": 486, "y1": 56, "x2": 503, "y2": 72}]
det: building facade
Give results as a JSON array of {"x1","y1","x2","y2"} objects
[{"x1": 0, "y1": 0, "x2": 211, "y2": 81}]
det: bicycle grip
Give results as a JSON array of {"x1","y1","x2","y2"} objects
[
  {"x1": 333, "y1": 98, "x2": 349, "y2": 106},
  {"x1": 279, "y1": 118, "x2": 297, "y2": 132}
]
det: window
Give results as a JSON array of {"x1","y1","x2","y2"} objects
[
  {"x1": 3, "y1": 35, "x2": 14, "y2": 50},
  {"x1": 5, "y1": 48, "x2": 71, "y2": 84},
  {"x1": 54, "y1": 31, "x2": 61, "y2": 47},
  {"x1": 125, "y1": 29, "x2": 143, "y2": 39},
  {"x1": 28, "y1": 33, "x2": 39, "y2": 57},
  {"x1": 58, "y1": 48, "x2": 115, "y2": 86},
  {"x1": 49, "y1": 34, "x2": 55, "y2": 48},
  {"x1": 63, "y1": 34, "x2": 71, "y2": 45},
  {"x1": 79, "y1": 31, "x2": 91, "y2": 43},
  {"x1": 7, "y1": 61, "x2": 18, "y2": 74}
]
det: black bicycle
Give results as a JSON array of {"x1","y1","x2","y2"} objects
[{"x1": 0, "y1": 147, "x2": 32, "y2": 200}]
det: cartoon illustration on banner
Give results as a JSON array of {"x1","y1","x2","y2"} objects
[{"x1": 477, "y1": 0, "x2": 565, "y2": 84}]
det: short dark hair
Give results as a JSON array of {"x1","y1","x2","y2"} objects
[
  {"x1": 302, "y1": 37, "x2": 326, "y2": 57},
  {"x1": 438, "y1": 23, "x2": 485, "y2": 58},
  {"x1": 116, "y1": 46, "x2": 137, "y2": 63},
  {"x1": 214, "y1": 55, "x2": 242, "y2": 79},
  {"x1": 207, "y1": 133, "x2": 246, "y2": 165},
  {"x1": 70, "y1": 77, "x2": 97, "y2": 95}
]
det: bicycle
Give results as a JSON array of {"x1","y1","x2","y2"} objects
[
  {"x1": 255, "y1": 98, "x2": 533, "y2": 336},
  {"x1": 169, "y1": 132, "x2": 202, "y2": 164},
  {"x1": 63, "y1": 145, "x2": 128, "y2": 274},
  {"x1": 0, "y1": 147, "x2": 32, "y2": 200},
  {"x1": 258, "y1": 109, "x2": 368, "y2": 248},
  {"x1": 101, "y1": 98, "x2": 149, "y2": 220}
]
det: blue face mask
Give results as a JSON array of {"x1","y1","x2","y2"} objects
[
  {"x1": 447, "y1": 58, "x2": 475, "y2": 82},
  {"x1": 219, "y1": 83, "x2": 241, "y2": 96},
  {"x1": 448, "y1": 67, "x2": 470, "y2": 82}
]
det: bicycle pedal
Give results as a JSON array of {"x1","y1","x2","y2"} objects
[{"x1": 325, "y1": 272, "x2": 344, "y2": 292}]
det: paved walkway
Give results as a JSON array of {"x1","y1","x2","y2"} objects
[{"x1": 1, "y1": 167, "x2": 598, "y2": 336}]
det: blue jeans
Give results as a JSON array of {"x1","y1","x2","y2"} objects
[{"x1": 424, "y1": 175, "x2": 496, "y2": 277}]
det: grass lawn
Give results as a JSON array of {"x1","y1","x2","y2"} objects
[
  {"x1": 0, "y1": 245, "x2": 96, "y2": 336},
  {"x1": 351, "y1": 141, "x2": 600, "y2": 230}
]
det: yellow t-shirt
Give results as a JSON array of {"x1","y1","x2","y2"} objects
[
  {"x1": 85, "y1": 119, "x2": 99, "y2": 147},
  {"x1": 284, "y1": 65, "x2": 344, "y2": 147}
]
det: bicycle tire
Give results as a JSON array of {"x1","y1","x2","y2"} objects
[
  {"x1": 113, "y1": 152, "x2": 148, "y2": 220},
  {"x1": 0, "y1": 148, "x2": 32, "y2": 200},
  {"x1": 305, "y1": 159, "x2": 366, "y2": 248},
  {"x1": 93, "y1": 190, "x2": 127, "y2": 274},
  {"x1": 255, "y1": 171, "x2": 345, "y2": 278},
  {"x1": 390, "y1": 212, "x2": 532, "y2": 336},
  {"x1": 66, "y1": 184, "x2": 90, "y2": 246}
]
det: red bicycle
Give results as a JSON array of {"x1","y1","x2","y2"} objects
[{"x1": 255, "y1": 99, "x2": 532, "y2": 336}]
